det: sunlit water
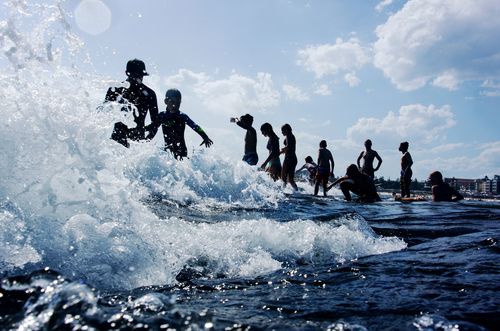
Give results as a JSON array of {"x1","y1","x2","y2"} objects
[{"x1": 1, "y1": 2, "x2": 499, "y2": 330}]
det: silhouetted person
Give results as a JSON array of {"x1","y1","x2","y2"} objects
[
  {"x1": 230, "y1": 114, "x2": 258, "y2": 165},
  {"x1": 328, "y1": 164, "x2": 381, "y2": 202},
  {"x1": 314, "y1": 140, "x2": 335, "y2": 196},
  {"x1": 105, "y1": 59, "x2": 159, "y2": 147},
  {"x1": 259, "y1": 123, "x2": 281, "y2": 181},
  {"x1": 146, "y1": 89, "x2": 212, "y2": 160},
  {"x1": 296, "y1": 156, "x2": 318, "y2": 185},
  {"x1": 429, "y1": 171, "x2": 464, "y2": 202},
  {"x1": 399, "y1": 141, "x2": 413, "y2": 198},
  {"x1": 280, "y1": 124, "x2": 298, "y2": 190},
  {"x1": 356, "y1": 139, "x2": 382, "y2": 178}
]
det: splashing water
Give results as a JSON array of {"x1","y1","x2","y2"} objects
[{"x1": 0, "y1": 0, "x2": 406, "y2": 290}]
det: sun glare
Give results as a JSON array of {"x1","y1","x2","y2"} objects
[{"x1": 74, "y1": 0, "x2": 111, "y2": 35}]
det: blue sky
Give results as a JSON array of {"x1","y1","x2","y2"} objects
[{"x1": 12, "y1": 0, "x2": 500, "y2": 180}]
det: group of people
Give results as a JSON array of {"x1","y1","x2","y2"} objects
[
  {"x1": 105, "y1": 59, "x2": 464, "y2": 203},
  {"x1": 230, "y1": 115, "x2": 337, "y2": 196},
  {"x1": 230, "y1": 115, "x2": 462, "y2": 203},
  {"x1": 230, "y1": 112, "x2": 392, "y2": 203}
]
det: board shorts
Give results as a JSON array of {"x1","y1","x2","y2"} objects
[
  {"x1": 282, "y1": 155, "x2": 298, "y2": 181},
  {"x1": 316, "y1": 166, "x2": 330, "y2": 182}
]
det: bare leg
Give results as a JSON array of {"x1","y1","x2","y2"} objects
[
  {"x1": 314, "y1": 181, "x2": 320, "y2": 196},
  {"x1": 340, "y1": 181, "x2": 353, "y2": 201}
]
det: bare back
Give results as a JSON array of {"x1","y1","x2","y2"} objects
[{"x1": 318, "y1": 148, "x2": 333, "y2": 170}]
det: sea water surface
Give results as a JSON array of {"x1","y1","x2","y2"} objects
[{"x1": 1, "y1": 1, "x2": 499, "y2": 330}]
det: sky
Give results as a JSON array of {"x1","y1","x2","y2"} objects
[{"x1": 7, "y1": 0, "x2": 500, "y2": 180}]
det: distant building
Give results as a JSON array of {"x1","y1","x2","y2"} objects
[
  {"x1": 492, "y1": 175, "x2": 500, "y2": 194},
  {"x1": 445, "y1": 177, "x2": 476, "y2": 192},
  {"x1": 473, "y1": 175, "x2": 500, "y2": 195},
  {"x1": 445, "y1": 175, "x2": 499, "y2": 195}
]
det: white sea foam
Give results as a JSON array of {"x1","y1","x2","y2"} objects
[{"x1": 0, "y1": 0, "x2": 406, "y2": 290}]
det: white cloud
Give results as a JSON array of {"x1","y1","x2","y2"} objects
[
  {"x1": 346, "y1": 104, "x2": 456, "y2": 144},
  {"x1": 374, "y1": 0, "x2": 500, "y2": 91},
  {"x1": 164, "y1": 68, "x2": 210, "y2": 87},
  {"x1": 297, "y1": 38, "x2": 371, "y2": 79},
  {"x1": 480, "y1": 79, "x2": 500, "y2": 97},
  {"x1": 432, "y1": 70, "x2": 459, "y2": 90},
  {"x1": 314, "y1": 84, "x2": 332, "y2": 96},
  {"x1": 478, "y1": 141, "x2": 500, "y2": 171},
  {"x1": 163, "y1": 69, "x2": 280, "y2": 115},
  {"x1": 419, "y1": 141, "x2": 500, "y2": 178},
  {"x1": 375, "y1": 0, "x2": 393, "y2": 13},
  {"x1": 282, "y1": 84, "x2": 309, "y2": 102},
  {"x1": 344, "y1": 72, "x2": 361, "y2": 87},
  {"x1": 481, "y1": 80, "x2": 500, "y2": 89}
]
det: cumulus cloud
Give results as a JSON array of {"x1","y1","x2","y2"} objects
[
  {"x1": 163, "y1": 69, "x2": 280, "y2": 115},
  {"x1": 432, "y1": 70, "x2": 459, "y2": 90},
  {"x1": 164, "y1": 68, "x2": 210, "y2": 87},
  {"x1": 314, "y1": 84, "x2": 332, "y2": 96},
  {"x1": 296, "y1": 37, "x2": 371, "y2": 80},
  {"x1": 282, "y1": 84, "x2": 309, "y2": 102},
  {"x1": 374, "y1": 0, "x2": 500, "y2": 91},
  {"x1": 419, "y1": 141, "x2": 500, "y2": 178},
  {"x1": 477, "y1": 141, "x2": 500, "y2": 171},
  {"x1": 346, "y1": 104, "x2": 456, "y2": 144}
]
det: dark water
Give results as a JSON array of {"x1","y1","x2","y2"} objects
[{"x1": 1, "y1": 196, "x2": 499, "y2": 331}]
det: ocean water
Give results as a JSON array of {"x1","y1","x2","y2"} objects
[{"x1": 1, "y1": 2, "x2": 499, "y2": 330}]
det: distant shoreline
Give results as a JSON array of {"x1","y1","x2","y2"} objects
[{"x1": 377, "y1": 188, "x2": 500, "y2": 201}]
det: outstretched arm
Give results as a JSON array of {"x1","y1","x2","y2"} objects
[
  {"x1": 235, "y1": 119, "x2": 250, "y2": 130},
  {"x1": 327, "y1": 176, "x2": 347, "y2": 191},
  {"x1": 296, "y1": 164, "x2": 307, "y2": 173},
  {"x1": 182, "y1": 113, "x2": 213, "y2": 147},
  {"x1": 197, "y1": 128, "x2": 213, "y2": 147}
]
